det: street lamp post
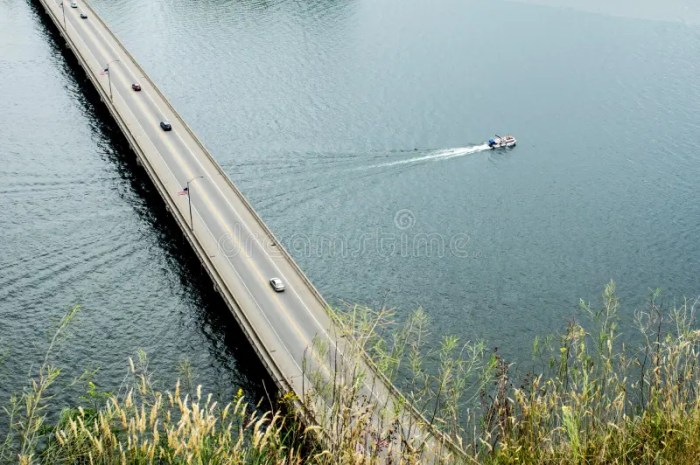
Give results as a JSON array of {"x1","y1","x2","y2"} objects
[
  {"x1": 59, "y1": 2, "x2": 66, "y2": 29},
  {"x1": 185, "y1": 176, "x2": 203, "y2": 230},
  {"x1": 103, "y1": 59, "x2": 120, "y2": 101}
]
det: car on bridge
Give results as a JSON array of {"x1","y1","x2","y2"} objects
[
  {"x1": 80, "y1": 12, "x2": 87, "y2": 19},
  {"x1": 131, "y1": 83, "x2": 142, "y2": 91},
  {"x1": 269, "y1": 278, "x2": 285, "y2": 292},
  {"x1": 160, "y1": 121, "x2": 172, "y2": 131},
  {"x1": 70, "y1": 1, "x2": 77, "y2": 8}
]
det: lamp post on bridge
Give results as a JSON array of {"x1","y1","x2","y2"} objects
[
  {"x1": 102, "y1": 59, "x2": 120, "y2": 101},
  {"x1": 181, "y1": 176, "x2": 203, "y2": 231},
  {"x1": 59, "y1": 1, "x2": 66, "y2": 29}
]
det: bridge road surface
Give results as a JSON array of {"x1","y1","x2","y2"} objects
[{"x1": 34, "y1": 0, "x2": 461, "y2": 461}]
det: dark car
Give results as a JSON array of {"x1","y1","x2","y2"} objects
[
  {"x1": 131, "y1": 83, "x2": 141, "y2": 91},
  {"x1": 79, "y1": 12, "x2": 88, "y2": 19},
  {"x1": 160, "y1": 121, "x2": 172, "y2": 131}
]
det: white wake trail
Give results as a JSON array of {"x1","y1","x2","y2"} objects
[{"x1": 366, "y1": 144, "x2": 490, "y2": 169}]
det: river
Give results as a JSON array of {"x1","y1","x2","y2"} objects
[{"x1": 1, "y1": 0, "x2": 699, "y2": 405}]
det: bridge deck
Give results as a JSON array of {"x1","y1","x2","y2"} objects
[{"x1": 34, "y1": 0, "x2": 460, "y2": 461}]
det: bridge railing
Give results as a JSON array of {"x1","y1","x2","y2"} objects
[{"x1": 37, "y1": 0, "x2": 468, "y2": 460}]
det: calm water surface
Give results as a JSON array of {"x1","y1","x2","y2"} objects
[{"x1": 1, "y1": 0, "x2": 699, "y2": 402}]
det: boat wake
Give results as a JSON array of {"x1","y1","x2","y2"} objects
[{"x1": 364, "y1": 144, "x2": 490, "y2": 169}]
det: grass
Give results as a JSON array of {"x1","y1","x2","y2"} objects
[{"x1": 2, "y1": 282, "x2": 700, "y2": 464}]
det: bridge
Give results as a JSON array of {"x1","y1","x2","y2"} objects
[{"x1": 34, "y1": 0, "x2": 462, "y2": 461}]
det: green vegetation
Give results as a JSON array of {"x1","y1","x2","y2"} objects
[{"x1": 2, "y1": 282, "x2": 700, "y2": 464}]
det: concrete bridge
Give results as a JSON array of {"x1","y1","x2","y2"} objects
[{"x1": 33, "y1": 0, "x2": 463, "y2": 461}]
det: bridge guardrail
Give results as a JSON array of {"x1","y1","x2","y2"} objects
[{"x1": 35, "y1": 1, "x2": 466, "y2": 459}]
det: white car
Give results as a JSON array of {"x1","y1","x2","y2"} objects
[
  {"x1": 70, "y1": 1, "x2": 78, "y2": 8},
  {"x1": 269, "y1": 278, "x2": 285, "y2": 292}
]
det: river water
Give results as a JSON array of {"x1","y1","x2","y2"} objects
[{"x1": 1, "y1": 0, "x2": 699, "y2": 403}]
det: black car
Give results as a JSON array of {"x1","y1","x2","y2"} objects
[
  {"x1": 131, "y1": 83, "x2": 141, "y2": 91},
  {"x1": 160, "y1": 121, "x2": 172, "y2": 131}
]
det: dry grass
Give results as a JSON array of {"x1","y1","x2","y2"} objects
[
  {"x1": 324, "y1": 282, "x2": 700, "y2": 464},
  {"x1": 2, "y1": 283, "x2": 700, "y2": 464}
]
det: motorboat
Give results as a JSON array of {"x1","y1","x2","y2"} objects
[{"x1": 488, "y1": 134, "x2": 516, "y2": 148}]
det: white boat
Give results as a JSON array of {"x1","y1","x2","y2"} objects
[{"x1": 488, "y1": 134, "x2": 516, "y2": 148}]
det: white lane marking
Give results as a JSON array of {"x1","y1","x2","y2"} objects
[
  {"x1": 191, "y1": 208, "x2": 307, "y2": 373},
  {"x1": 78, "y1": 33, "x2": 340, "y2": 349},
  {"x1": 54, "y1": 17, "x2": 307, "y2": 378},
  {"x1": 63, "y1": 4, "x2": 399, "y2": 417},
  {"x1": 68, "y1": 23, "x2": 332, "y2": 340},
  {"x1": 69, "y1": 21, "x2": 327, "y2": 376}
]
